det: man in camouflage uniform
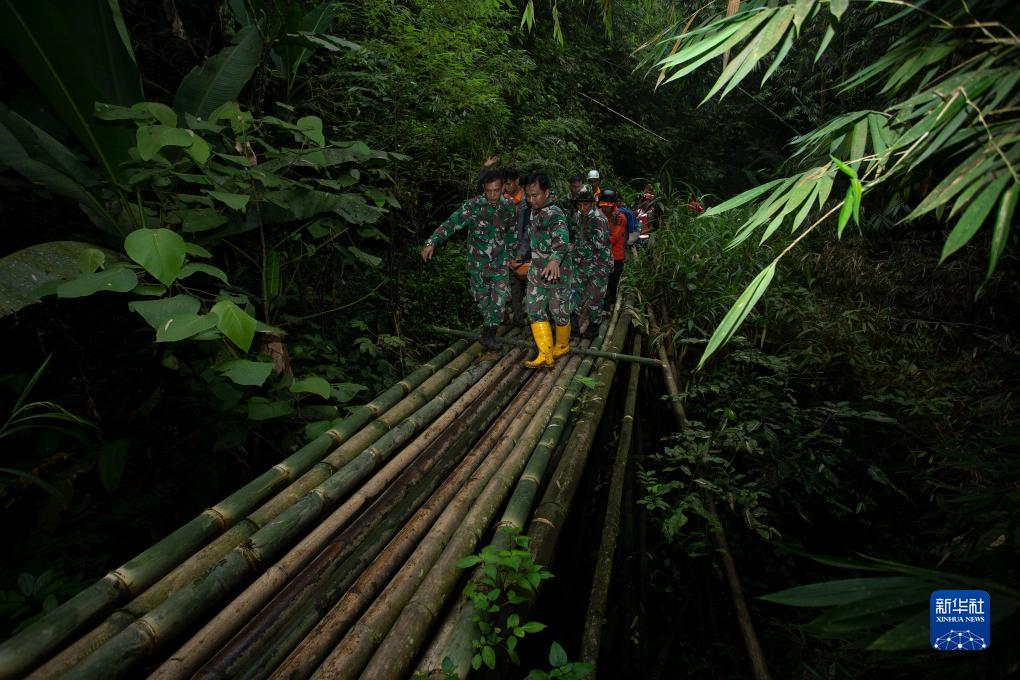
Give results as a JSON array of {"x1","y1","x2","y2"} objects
[
  {"x1": 422, "y1": 169, "x2": 514, "y2": 349},
  {"x1": 522, "y1": 172, "x2": 572, "y2": 368},
  {"x1": 569, "y1": 186, "x2": 612, "y2": 339}
]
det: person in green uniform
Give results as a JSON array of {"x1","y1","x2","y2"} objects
[
  {"x1": 569, "y1": 186, "x2": 612, "y2": 339},
  {"x1": 421, "y1": 169, "x2": 515, "y2": 349},
  {"x1": 522, "y1": 172, "x2": 572, "y2": 368}
]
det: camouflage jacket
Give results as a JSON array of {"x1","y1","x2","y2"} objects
[
  {"x1": 571, "y1": 208, "x2": 611, "y2": 270},
  {"x1": 527, "y1": 203, "x2": 571, "y2": 287},
  {"x1": 426, "y1": 196, "x2": 516, "y2": 268}
]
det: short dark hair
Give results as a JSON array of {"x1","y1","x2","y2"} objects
[
  {"x1": 502, "y1": 167, "x2": 521, "y2": 182},
  {"x1": 479, "y1": 169, "x2": 502, "y2": 187},
  {"x1": 568, "y1": 175, "x2": 584, "y2": 183},
  {"x1": 524, "y1": 172, "x2": 551, "y2": 191}
]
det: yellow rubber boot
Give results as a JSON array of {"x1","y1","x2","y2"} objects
[
  {"x1": 552, "y1": 322, "x2": 571, "y2": 358},
  {"x1": 523, "y1": 321, "x2": 554, "y2": 369}
]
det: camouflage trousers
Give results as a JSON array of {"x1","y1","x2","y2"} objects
[
  {"x1": 525, "y1": 281, "x2": 571, "y2": 326},
  {"x1": 572, "y1": 266, "x2": 609, "y2": 325},
  {"x1": 469, "y1": 267, "x2": 509, "y2": 327}
]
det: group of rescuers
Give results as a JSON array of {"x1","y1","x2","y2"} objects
[{"x1": 421, "y1": 167, "x2": 652, "y2": 369}]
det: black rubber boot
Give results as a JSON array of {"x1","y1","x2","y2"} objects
[
  {"x1": 570, "y1": 313, "x2": 581, "y2": 338},
  {"x1": 481, "y1": 326, "x2": 498, "y2": 349},
  {"x1": 582, "y1": 322, "x2": 599, "y2": 340}
]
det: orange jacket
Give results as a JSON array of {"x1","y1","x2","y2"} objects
[{"x1": 607, "y1": 210, "x2": 627, "y2": 261}]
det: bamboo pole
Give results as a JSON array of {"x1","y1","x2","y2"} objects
[
  {"x1": 306, "y1": 355, "x2": 583, "y2": 679},
  {"x1": 378, "y1": 333, "x2": 613, "y2": 679},
  {"x1": 414, "y1": 308, "x2": 622, "y2": 677},
  {"x1": 581, "y1": 335, "x2": 642, "y2": 674},
  {"x1": 61, "y1": 357, "x2": 496, "y2": 680},
  {"x1": 528, "y1": 307, "x2": 631, "y2": 569},
  {"x1": 427, "y1": 325, "x2": 663, "y2": 367},
  {"x1": 267, "y1": 364, "x2": 563, "y2": 680},
  {"x1": 649, "y1": 308, "x2": 770, "y2": 680},
  {"x1": 265, "y1": 364, "x2": 562, "y2": 680},
  {"x1": 165, "y1": 352, "x2": 527, "y2": 679},
  {"x1": 4, "y1": 339, "x2": 471, "y2": 680}
]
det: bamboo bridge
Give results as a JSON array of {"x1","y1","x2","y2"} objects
[{"x1": 0, "y1": 302, "x2": 659, "y2": 680}]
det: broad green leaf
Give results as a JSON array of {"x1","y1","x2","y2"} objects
[
  {"x1": 128, "y1": 294, "x2": 200, "y2": 329},
  {"x1": 940, "y1": 174, "x2": 1010, "y2": 262},
  {"x1": 247, "y1": 397, "x2": 294, "y2": 421},
  {"x1": 332, "y1": 383, "x2": 366, "y2": 402},
  {"x1": 78, "y1": 248, "x2": 105, "y2": 274},
  {"x1": 174, "y1": 25, "x2": 262, "y2": 119},
  {"x1": 179, "y1": 263, "x2": 229, "y2": 284},
  {"x1": 155, "y1": 312, "x2": 218, "y2": 342},
  {"x1": 296, "y1": 116, "x2": 325, "y2": 146},
  {"x1": 549, "y1": 641, "x2": 568, "y2": 668},
  {"x1": 187, "y1": 135, "x2": 211, "y2": 164},
  {"x1": 218, "y1": 359, "x2": 275, "y2": 387},
  {"x1": 0, "y1": 0, "x2": 135, "y2": 182},
  {"x1": 132, "y1": 284, "x2": 166, "y2": 296},
  {"x1": 57, "y1": 266, "x2": 138, "y2": 298},
  {"x1": 208, "y1": 191, "x2": 251, "y2": 211},
  {"x1": 211, "y1": 300, "x2": 257, "y2": 352},
  {"x1": 185, "y1": 243, "x2": 213, "y2": 258},
  {"x1": 348, "y1": 246, "x2": 382, "y2": 268},
  {"x1": 987, "y1": 183, "x2": 1018, "y2": 277},
  {"x1": 178, "y1": 208, "x2": 228, "y2": 233},
  {"x1": 290, "y1": 376, "x2": 332, "y2": 399},
  {"x1": 124, "y1": 228, "x2": 187, "y2": 286},
  {"x1": 136, "y1": 125, "x2": 195, "y2": 161},
  {"x1": 136, "y1": 102, "x2": 177, "y2": 127},
  {"x1": 698, "y1": 262, "x2": 776, "y2": 369},
  {"x1": 760, "y1": 577, "x2": 921, "y2": 607}
]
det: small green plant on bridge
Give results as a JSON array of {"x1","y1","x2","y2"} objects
[{"x1": 455, "y1": 528, "x2": 552, "y2": 670}]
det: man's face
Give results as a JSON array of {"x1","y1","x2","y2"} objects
[
  {"x1": 525, "y1": 182, "x2": 550, "y2": 210},
  {"x1": 483, "y1": 179, "x2": 503, "y2": 205},
  {"x1": 578, "y1": 200, "x2": 594, "y2": 213},
  {"x1": 591, "y1": 178, "x2": 600, "y2": 188},
  {"x1": 569, "y1": 180, "x2": 583, "y2": 197},
  {"x1": 599, "y1": 202, "x2": 614, "y2": 218},
  {"x1": 504, "y1": 178, "x2": 520, "y2": 195}
]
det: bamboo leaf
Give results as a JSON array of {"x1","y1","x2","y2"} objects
[
  {"x1": 210, "y1": 300, "x2": 257, "y2": 352},
  {"x1": 849, "y1": 117, "x2": 868, "y2": 170},
  {"x1": 837, "y1": 188, "x2": 854, "y2": 238},
  {"x1": 829, "y1": 0, "x2": 849, "y2": 20},
  {"x1": 814, "y1": 24, "x2": 836, "y2": 63},
  {"x1": 698, "y1": 262, "x2": 776, "y2": 369},
  {"x1": 704, "y1": 178, "x2": 786, "y2": 216},
  {"x1": 760, "y1": 577, "x2": 920, "y2": 607},
  {"x1": 173, "y1": 25, "x2": 262, "y2": 118},
  {"x1": 987, "y1": 183, "x2": 1018, "y2": 278},
  {"x1": 793, "y1": 0, "x2": 816, "y2": 30},
  {"x1": 940, "y1": 174, "x2": 1010, "y2": 262}
]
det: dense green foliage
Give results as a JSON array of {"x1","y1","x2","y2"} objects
[{"x1": 1, "y1": 0, "x2": 1017, "y2": 677}]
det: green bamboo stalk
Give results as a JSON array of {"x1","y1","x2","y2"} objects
[
  {"x1": 428, "y1": 325, "x2": 663, "y2": 367},
  {"x1": 298, "y1": 359, "x2": 580, "y2": 680},
  {"x1": 648, "y1": 307, "x2": 770, "y2": 680},
  {"x1": 528, "y1": 309, "x2": 631, "y2": 568},
  {"x1": 359, "y1": 332, "x2": 600, "y2": 680},
  {"x1": 156, "y1": 351, "x2": 526, "y2": 679},
  {"x1": 581, "y1": 334, "x2": 642, "y2": 674},
  {"x1": 267, "y1": 364, "x2": 560, "y2": 680},
  {"x1": 415, "y1": 306, "x2": 623, "y2": 677},
  {"x1": 61, "y1": 357, "x2": 495, "y2": 680},
  {"x1": 4, "y1": 339, "x2": 470, "y2": 680}
]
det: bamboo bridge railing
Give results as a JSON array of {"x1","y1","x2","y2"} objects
[{"x1": 0, "y1": 301, "x2": 645, "y2": 680}]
